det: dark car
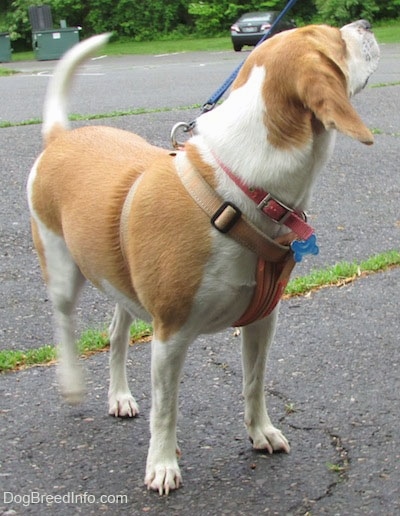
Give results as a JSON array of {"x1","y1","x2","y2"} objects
[{"x1": 230, "y1": 11, "x2": 296, "y2": 51}]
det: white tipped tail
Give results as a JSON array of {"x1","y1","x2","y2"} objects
[{"x1": 42, "y1": 33, "x2": 111, "y2": 144}]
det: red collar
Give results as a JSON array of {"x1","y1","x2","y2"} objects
[{"x1": 212, "y1": 152, "x2": 315, "y2": 241}]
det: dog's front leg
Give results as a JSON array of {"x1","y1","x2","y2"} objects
[
  {"x1": 145, "y1": 330, "x2": 190, "y2": 495},
  {"x1": 241, "y1": 310, "x2": 290, "y2": 454}
]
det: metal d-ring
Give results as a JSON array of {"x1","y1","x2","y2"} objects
[{"x1": 170, "y1": 122, "x2": 192, "y2": 150}]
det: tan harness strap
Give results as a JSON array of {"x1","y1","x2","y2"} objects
[
  {"x1": 176, "y1": 163, "x2": 296, "y2": 326},
  {"x1": 177, "y1": 164, "x2": 291, "y2": 263}
]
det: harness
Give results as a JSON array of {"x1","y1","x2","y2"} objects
[{"x1": 176, "y1": 153, "x2": 318, "y2": 327}]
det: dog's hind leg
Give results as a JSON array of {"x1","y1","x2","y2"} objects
[
  {"x1": 108, "y1": 304, "x2": 139, "y2": 417},
  {"x1": 38, "y1": 229, "x2": 86, "y2": 405},
  {"x1": 241, "y1": 310, "x2": 290, "y2": 454}
]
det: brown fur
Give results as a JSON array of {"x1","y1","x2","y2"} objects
[
  {"x1": 31, "y1": 125, "x2": 214, "y2": 340},
  {"x1": 232, "y1": 25, "x2": 373, "y2": 148},
  {"x1": 124, "y1": 156, "x2": 213, "y2": 341}
]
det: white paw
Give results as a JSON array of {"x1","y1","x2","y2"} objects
[
  {"x1": 248, "y1": 424, "x2": 290, "y2": 454},
  {"x1": 144, "y1": 460, "x2": 182, "y2": 495},
  {"x1": 108, "y1": 392, "x2": 139, "y2": 417},
  {"x1": 58, "y1": 364, "x2": 85, "y2": 405}
]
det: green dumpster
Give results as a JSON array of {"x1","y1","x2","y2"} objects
[
  {"x1": 0, "y1": 32, "x2": 12, "y2": 63},
  {"x1": 32, "y1": 27, "x2": 80, "y2": 60}
]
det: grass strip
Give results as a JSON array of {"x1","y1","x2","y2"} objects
[
  {"x1": 284, "y1": 250, "x2": 400, "y2": 297},
  {"x1": 0, "y1": 320, "x2": 152, "y2": 372},
  {"x1": 0, "y1": 103, "x2": 202, "y2": 129},
  {"x1": 0, "y1": 250, "x2": 399, "y2": 372},
  {"x1": 371, "y1": 81, "x2": 400, "y2": 88}
]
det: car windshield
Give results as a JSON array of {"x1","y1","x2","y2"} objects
[{"x1": 239, "y1": 12, "x2": 275, "y2": 23}]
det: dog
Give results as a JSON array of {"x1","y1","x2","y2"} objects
[{"x1": 27, "y1": 21, "x2": 379, "y2": 494}]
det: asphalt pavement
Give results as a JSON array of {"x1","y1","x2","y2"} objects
[{"x1": 0, "y1": 43, "x2": 399, "y2": 515}]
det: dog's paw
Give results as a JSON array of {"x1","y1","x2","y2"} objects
[
  {"x1": 248, "y1": 424, "x2": 290, "y2": 454},
  {"x1": 58, "y1": 364, "x2": 85, "y2": 405},
  {"x1": 108, "y1": 392, "x2": 139, "y2": 418},
  {"x1": 144, "y1": 462, "x2": 182, "y2": 495}
]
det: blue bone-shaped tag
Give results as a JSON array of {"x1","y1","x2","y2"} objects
[{"x1": 291, "y1": 234, "x2": 319, "y2": 263}]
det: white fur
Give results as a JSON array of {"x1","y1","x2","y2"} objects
[
  {"x1": 28, "y1": 22, "x2": 379, "y2": 496},
  {"x1": 340, "y1": 22, "x2": 380, "y2": 96},
  {"x1": 107, "y1": 304, "x2": 139, "y2": 417},
  {"x1": 28, "y1": 158, "x2": 85, "y2": 402},
  {"x1": 196, "y1": 66, "x2": 334, "y2": 217},
  {"x1": 42, "y1": 33, "x2": 111, "y2": 137}
]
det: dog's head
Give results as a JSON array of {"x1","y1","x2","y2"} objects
[{"x1": 232, "y1": 20, "x2": 380, "y2": 149}]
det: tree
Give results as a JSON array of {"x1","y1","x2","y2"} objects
[
  {"x1": 314, "y1": 0, "x2": 379, "y2": 25},
  {"x1": 4, "y1": 0, "x2": 191, "y2": 44},
  {"x1": 2, "y1": 0, "x2": 399, "y2": 48}
]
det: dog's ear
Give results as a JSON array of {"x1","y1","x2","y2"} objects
[{"x1": 300, "y1": 66, "x2": 374, "y2": 145}]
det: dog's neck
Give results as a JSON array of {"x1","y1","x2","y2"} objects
[{"x1": 194, "y1": 65, "x2": 336, "y2": 214}]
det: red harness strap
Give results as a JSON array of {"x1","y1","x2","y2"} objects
[
  {"x1": 212, "y1": 151, "x2": 313, "y2": 240},
  {"x1": 233, "y1": 255, "x2": 295, "y2": 326}
]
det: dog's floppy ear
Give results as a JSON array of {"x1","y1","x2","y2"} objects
[{"x1": 299, "y1": 65, "x2": 374, "y2": 145}]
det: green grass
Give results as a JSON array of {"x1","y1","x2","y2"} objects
[
  {"x1": 1, "y1": 36, "x2": 232, "y2": 64},
  {"x1": 0, "y1": 103, "x2": 202, "y2": 129},
  {"x1": 0, "y1": 346, "x2": 56, "y2": 371},
  {"x1": 374, "y1": 20, "x2": 400, "y2": 44},
  {"x1": 371, "y1": 81, "x2": 400, "y2": 89},
  {"x1": 0, "y1": 67, "x2": 18, "y2": 76},
  {"x1": 0, "y1": 320, "x2": 152, "y2": 372},
  {"x1": 0, "y1": 250, "x2": 398, "y2": 373},
  {"x1": 105, "y1": 36, "x2": 233, "y2": 56},
  {"x1": 285, "y1": 250, "x2": 400, "y2": 297}
]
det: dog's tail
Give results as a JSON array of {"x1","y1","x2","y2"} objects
[{"x1": 42, "y1": 33, "x2": 111, "y2": 146}]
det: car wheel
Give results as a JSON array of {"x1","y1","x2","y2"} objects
[{"x1": 233, "y1": 43, "x2": 242, "y2": 52}]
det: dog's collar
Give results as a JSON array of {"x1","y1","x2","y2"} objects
[{"x1": 212, "y1": 151, "x2": 314, "y2": 241}]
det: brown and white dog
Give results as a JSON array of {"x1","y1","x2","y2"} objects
[{"x1": 27, "y1": 21, "x2": 379, "y2": 494}]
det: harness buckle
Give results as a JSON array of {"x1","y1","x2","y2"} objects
[
  {"x1": 257, "y1": 194, "x2": 293, "y2": 224},
  {"x1": 211, "y1": 202, "x2": 242, "y2": 234}
]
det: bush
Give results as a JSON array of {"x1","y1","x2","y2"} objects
[
  {"x1": 2, "y1": 0, "x2": 399, "y2": 50},
  {"x1": 3, "y1": 0, "x2": 192, "y2": 46},
  {"x1": 314, "y1": 0, "x2": 380, "y2": 25}
]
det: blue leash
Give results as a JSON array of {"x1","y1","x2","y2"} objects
[{"x1": 201, "y1": 0, "x2": 300, "y2": 113}]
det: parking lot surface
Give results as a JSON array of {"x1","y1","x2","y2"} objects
[{"x1": 0, "y1": 43, "x2": 399, "y2": 514}]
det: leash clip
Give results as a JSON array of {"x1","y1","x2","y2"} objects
[
  {"x1": 201, "y1": 102, "x2": 216, "y2": 113},
  {"x1": 170, "y1": 121, "x2": 195, "y2": 150}
]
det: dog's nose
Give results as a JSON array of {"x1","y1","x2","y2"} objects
[
  {"x1": 341, "y1": 19, "x2": 373, "y2": 33},
  {"x1": 358, "y1": 19, "x2": 372, "y2": 31}
]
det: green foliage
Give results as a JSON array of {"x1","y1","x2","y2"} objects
[
  {"x1": 314, "y1": 0, "x2": 380, "y2": 25},
  {"x1": 188, "y1": 1, "x2": 289, "y2": 34},
  {"x1": 2, "y1": 0, "x2": 400, "y2": 48},
  {"x1": 3, "y1": 0, "x2": 191, "y2": 45}
]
